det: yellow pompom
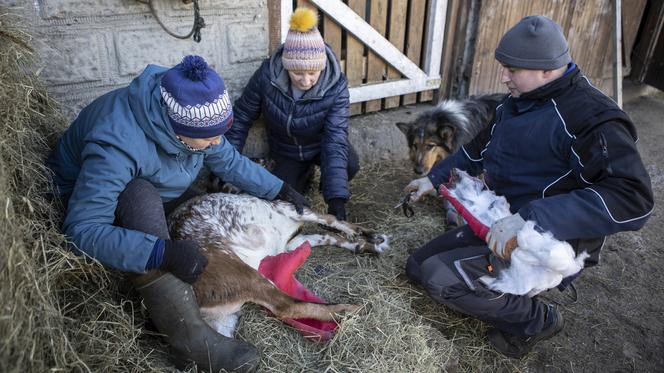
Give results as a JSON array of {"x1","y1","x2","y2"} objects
[{"x1": 289, "y1": 7, "x2": 318, "y2": 33}]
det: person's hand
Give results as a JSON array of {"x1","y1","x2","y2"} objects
[
  {"x1": 160, "y1": 240, "x2": 208, "y2": 283},
  {"x1": 327, "y1": 198, "x2": 347, "y2": 221},
  {"x1": 403, "y1": 177, "x2": 436, "y2": 202},
  {"x1": 277, "y1": 182, "x2": 310, "y2": 214},
  {"x1": 486, "y1": 214, "x2": 526, "y2": 260}
]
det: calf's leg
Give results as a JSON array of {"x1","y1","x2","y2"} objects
[{"x1": 195, "y1": 249, "x2": 360, "y2": 326}]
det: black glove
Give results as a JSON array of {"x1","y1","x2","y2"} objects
[
  {"x1": 161, "y1": 240, "x2": 208, "y2": 284},
  {"x1": 277, "y1": 182, "x2": 310, "y2": 214},
  {"x1": 327, "y1": 198, "x2": 347, "y2": 221}
]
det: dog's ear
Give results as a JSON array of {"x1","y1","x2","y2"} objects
[
  {"x1": 395, "y1": 122, "x2": 411, "y2": 135},
  {"x1": 438, "y1": 125, "x2": 457, "y2": 149}
]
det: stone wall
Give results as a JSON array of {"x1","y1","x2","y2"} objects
[{"x1": 2, "y1": 0, "x2": 268, "y2": 118}]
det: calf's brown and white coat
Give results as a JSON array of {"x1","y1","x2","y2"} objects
[{"x1": 168, "y1": 193, "x2": 390, "y2": 337}]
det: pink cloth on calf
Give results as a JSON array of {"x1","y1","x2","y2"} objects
[
  {"x1": 438, "y1": 184, "x2": 490, "y2": 240},
  {"x1": 257, "y1": 241, "x2": 337, "y2": 342}
]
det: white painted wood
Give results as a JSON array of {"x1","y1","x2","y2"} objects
[
  {"x1": 310, "y1": 0, "x2": 427, "y2": 80},
  {"x1": 280, "y1": 0, "x2": 293, "y2": 44},
  {"x1": 423, "y1": 0, "x2": 448, "y2": 75},
  {"x1": 613, "y1": 0, "x2": 623, "y2": 108},
  {"x1": 350, "y1": 77, "x2": 442, "y2": 103}
]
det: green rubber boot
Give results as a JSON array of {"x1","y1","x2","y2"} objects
[{"x1": 137, "y1": 273, "x2": 259, "y2": 372}]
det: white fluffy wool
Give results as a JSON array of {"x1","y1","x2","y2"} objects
[
  {"x1": 447, "y1": 170, "x2": 588, "y2": 297},
  {"x1": 479, "y1": 222, "x2": 589, "y2": 297}
]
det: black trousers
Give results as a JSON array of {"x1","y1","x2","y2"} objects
[
  {"x1": 270, "y1": 144, "x2": 360, "y2": 195},
  {"x1": 406, "y1": 225, "x2": 549, "y2": 337},
  {"x1": 114, "y1": 179, "x2": 203, "y2": 239}
]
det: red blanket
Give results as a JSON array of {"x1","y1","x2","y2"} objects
[{"x1": 257, "y1": 242, "x2": 337, "y2": 342}]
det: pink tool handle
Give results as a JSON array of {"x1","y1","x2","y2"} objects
[{"x1": 438, "y1": 184, "x2": 490, "y2": 241}]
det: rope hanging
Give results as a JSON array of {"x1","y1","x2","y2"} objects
[{"x1": 140, "y1": 0, "x2": 205, "y2": 43}]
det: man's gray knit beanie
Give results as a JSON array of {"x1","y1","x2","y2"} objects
[{"x1": 495, "y1": 15, "x2": 571, "y2": 70}]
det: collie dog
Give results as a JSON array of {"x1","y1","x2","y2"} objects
[{"x1": 396, "y1": 94, "x2": 505, "y2": 176}]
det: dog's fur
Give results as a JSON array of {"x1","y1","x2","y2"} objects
[{"x1": 396, "y1": 94, "x2": 505, "y2": 176}]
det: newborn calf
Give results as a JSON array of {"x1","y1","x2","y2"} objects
[{"x1": 168, "y1": 193, "x2": 390, "y2": 336}]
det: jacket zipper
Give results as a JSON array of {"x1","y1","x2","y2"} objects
[
  {"x1": 270, "y1": 80, "x2": 324, "y2": 161},
  {"x1": 599, "y1": 133, "x2": 613, "y2": 174}
]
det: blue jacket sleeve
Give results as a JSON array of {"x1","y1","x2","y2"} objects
[
  {"x1": 320, "y1": 83, "x2": 351, "y2": 202},
  {"x1": 63, "y1": 142, "x2": 158, "y2": 273},
  {"x1": 427, "y1": 125, "x2": 492, "y2": 187},
  {"x1": 205, "y1": 136, "x2": 283, "y2": 199},
  {"x1": 224, "y1": 62, "x2": 266, "y2": 152},
  {"x1": 518, "y1": 121, "x2": 654, "y2": 240}
]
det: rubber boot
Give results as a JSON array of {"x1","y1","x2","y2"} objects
[{"x1": 137, "y1": 273, "x2": 259, "y2": 372}]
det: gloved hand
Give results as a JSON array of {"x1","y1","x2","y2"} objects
[
  {"x1": 403, "y1": 176, "x2": 436, "y2": 202},
  {"x1": 161, "y1": 239, "x2": 208, "y2": 283},
  {"x1": 327, "y1": 198, "x2": 347, "y2": 221},
  {"x1": 486, "y1": 213, "x2": 526, "y2": 260},
  {"x1": 277, "y1": 182, "x2": 310, "y2": 214}
]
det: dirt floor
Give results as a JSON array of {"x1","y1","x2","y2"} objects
[{"x1": 338, "y1": 91, "x2": 664, "y2": 372}]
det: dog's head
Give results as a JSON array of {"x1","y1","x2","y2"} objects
[{"x1": 396, "y1": 118, "x2": 458, "y2": 176}]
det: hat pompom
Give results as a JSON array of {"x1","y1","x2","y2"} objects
[
  {"x1": 180, "y1": 55, "x2": 208, "y2": 81},
  {"x1": 289, "y1": 7, "x2": 318, "y2": 32}
]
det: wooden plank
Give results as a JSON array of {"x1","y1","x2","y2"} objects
[
  {"x1": 365, "y1": 0, "x2": 388, "y2": 113},
  {"x1": 322, "y1": 14, "x2": 342, "y2": 64},
  {"x1": 420, "y1": 0, "x2": 447, "y2": 102},
  {"x1": 437, "y1": 0, "x2": 463, "y2": 100},
  {"x1": 268, "y1": 1, "x2": 282, "y2": 55},
  {"x1": 385, "y1": 0, "x2": 408, "y2": 108},
  {"x1": 621, "y1": 0, "x2": 647, "y2": 74},
  {"x1": 567, "y1": 1, "x2": 615, "y2": 95},
  {"x1": 350, "y1": 77, "x2": 440, "y2": 102},
  {"x1": 469, "y1": 0, "x2": 582, "y2": 96},
  {"x1": 403, "y1": 0, "x2": 427, "y2": 105},
  {"x1": 346, "y1": 0, "x2": 366, "y2": 115},
  {"x1": 631, "y1": 0, "x2": 664, "y2": 88},
  {"x1": 613, "y1": 0, "x2": 623, "y2": 108}
]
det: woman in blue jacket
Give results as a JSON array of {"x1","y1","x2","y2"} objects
[
  {"x1": 225, "y1": 7, "x2": 359, "y2": 221},
  {"x1": 47, "y1": 55, "x2": 307, "y2": 372}
]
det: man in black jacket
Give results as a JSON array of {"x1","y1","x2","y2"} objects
[{"x1": 403, "y1": 15, "x2": 654, "y2": 358}]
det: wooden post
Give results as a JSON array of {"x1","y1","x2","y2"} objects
[
  {"x1": 268, "y1": 1, "x2": 282, "y2": 55},
  {"x1": 613, "y1": 0, "x2": 623, "y2": 108},
  {"x1": 403, "y1": 1, "x2": 427, "y2": 105},
  {"x1": 346, "y1": 0, "x2": 366, "y2": 115},
  {"x1": 384, "y1": 0, "x2": 408, "y2": 109},
  {"x1": 365, "y1": 0, "x2": 388, "y2": 113}
]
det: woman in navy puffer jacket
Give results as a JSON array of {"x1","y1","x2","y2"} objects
[{"x1": 225, "y1": 8, "x2": 358, "y2": 221}]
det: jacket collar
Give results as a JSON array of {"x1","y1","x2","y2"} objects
[{"x1": 519, "y1": 63, "x2": 579, "y2": 102}]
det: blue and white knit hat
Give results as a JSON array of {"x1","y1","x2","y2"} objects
[{"x1": 160, "y1": 55, "x2": 233, "y2": 138}]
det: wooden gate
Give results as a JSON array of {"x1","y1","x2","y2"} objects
[{"x1": 271, "y1": 0, "x2": 447, "y2": 115}]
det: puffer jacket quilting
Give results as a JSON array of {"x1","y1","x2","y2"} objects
[{"x1": 225, "y1": 45, "x2": 351, "y2": 201}]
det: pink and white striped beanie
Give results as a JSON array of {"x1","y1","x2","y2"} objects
[{"x1": 282, "y1": 7, "x2": 326, "y2": 72}]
